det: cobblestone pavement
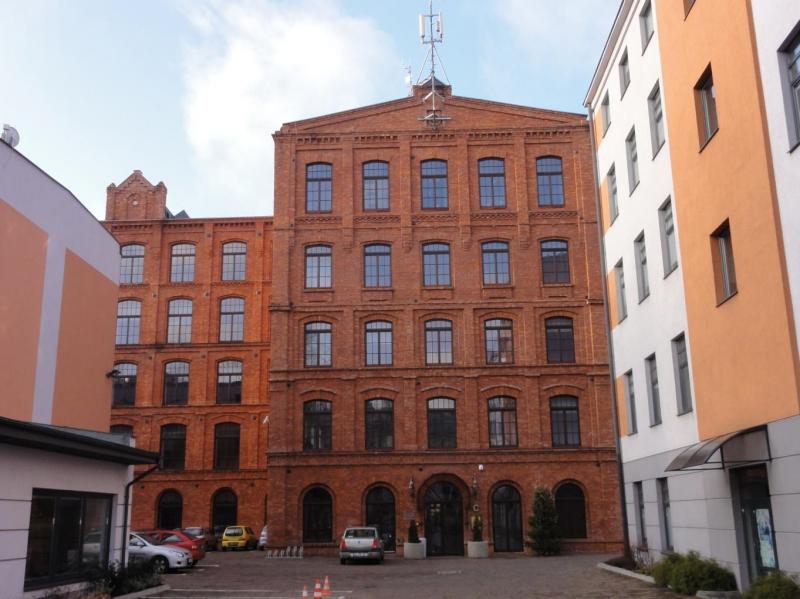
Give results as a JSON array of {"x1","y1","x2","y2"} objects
[{"x1": 154, "y1": 551, "x2": 684, "y2": 599}]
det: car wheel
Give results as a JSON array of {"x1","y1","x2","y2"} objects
[
  {"x1": 152, "y1": 556, "x2": 168, "y2": 574},
  {"x1": 340, "y1": 558, "x2": 346, "y2": 565},
  {"x1": 221, "y1": 546, "x2": 227, "y2": 552}
]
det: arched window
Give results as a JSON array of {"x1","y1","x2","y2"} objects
[
  {"x1": 167, "y1": 299, "x2": 193, "y2": 343},
  {"x1": 555, "y1": 483, "x2": 587, "y2": 538},
  {"x1": 160, "y1": 424, "x2": 186, "y2": 470},
  {"x1": 112, "y1": 363, "x2": 137, "y2": 406},
  {"x1": 541, "y1": 240, "x2": 570, "y2": 284},
  {"x1": 222, "y1": 241, "x2": 247, "y2": 281},
  {"x1": 220, "y1": 297, "x2": 245, "y2": 342},
  {"x1": 421, "y1": 159, "x2": 448, "y2": 209},
  {"x1": 303, "y1": 487, "x2": 333, "y2": 542},
  {"x1": 479, "y1": 158, "x2": 506, "y2": 208},
  {"x1": 365, "y1": 321, "x2": 393, "y2": 365},
  {"x1": 363, "y1": 244, "x2": 391, "y2": 288},
  {"x1": 365, "y1": 486, "x2": 396, "y2": 550},
  {"x1": 422, "y1": 242, "x2": 451, "y2": 286},
  {"x1": 170, "y1": 243, "x2": 196, "y2": 282},
  {"x1": 304, "y1": 322, "x2": 332, "y2": 367},
  {"x1": 305, "y1": 245, "x2": 332, "y2": 289},
  {"x1": 163, "y1": 362, "x2": 189, "y2": 406},
  {"x1": 120, "y1": 244, "x2": 145, "y2": 284},
  {"x1": 537, "y1": 157, "x2": 564, "y2": 206},
  {"x1": 425, "y1": 319, "x2": 453, "y2": 365},
  {"x1": 303, "y1": 400, "x2": 332, "y2": 450},
  {"x1": 217, "y1": 360, "x2": 242, "y2": 404},
  {"x1": 492, "y1": 485, "x2": 523, "y2": 552},
  {"x1": 211, "y1": 488, "x2": 238, "y2": 531},
  {"x1": 306, "y1": 163, "x2": 332, "y2": 212},
  {"x1": 214, "y1": 423, "x2": 240, "y2": 470},
  {"x1": 481, "y1": 241, "x2": 510, "y2": 285},
  {"x1": 363, "y1": 161, "x2": 389, "y2": 210},
  {"x1": 545, "y1": 317, "x2": 575, "y2": 363},
  {"x1": 551, "y1": 396, "x2": 580, "y2": 446},
  {"x1": 427, "y1": 398, "x2": 456, "y2": 448},
  {"x1": 484, "y1": 318, "x2": 514, "y2": 364},
  {"x1": 116, "y1": 300, "x2": 141, "y2": 345},
  {"x1": 488, "y1": 397, "x2": 518, "y2": 447},
  {"x1": 157, "y1": 490, "x2": 183, "y2": 529},
  {"x1": 365, "y1": 399, "x2": 393, "y2": 449}
]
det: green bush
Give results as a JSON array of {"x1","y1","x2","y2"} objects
[
  {"x1": 526, "y1": 487, "x2": 561, "y2": 555},
  {"x1": 668, "y1": 551, "x2": 737, "y2": 595},
  {"x1": 89, "y1": 560, "x2": 162, "y2": 596},
  {"x1": 651, "y1": 552, "x2": 685, "y2": 587},
  {"x1": 744, "y1": 571, "x2": 800, "y2": 599}
]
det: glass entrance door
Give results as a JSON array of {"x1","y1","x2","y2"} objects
[
  {"x1": 365, "y1": 486, "x2": 396, "y2": 551},
  {"x1": 735, "y1": 465, "x2": 778, "y2": 581},
  {"x1": 424, "y1": 482, "x2": 464, "y2": 556}
]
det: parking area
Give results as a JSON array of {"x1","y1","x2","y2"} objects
[{"x1": 154, "y1": 551, "x2": 681, "y2": 599}]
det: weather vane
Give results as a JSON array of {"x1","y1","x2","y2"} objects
[{"x1": 416, "y1": 0, "x2": 451, "y2": 129}]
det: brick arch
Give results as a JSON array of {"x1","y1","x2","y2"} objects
[
  {"x1": 221, "y1": 238, "x2": 248, "y2": 246},
  {"x1": 297, "y1": 313, "x2": 340, "y2": 326},
  {"x1": 206, "y1": 414, "x2": 247, "y2": 428},
  {"x1": 540, "y1": 308, "x2": 579, "y2": 320},
  {"x1": 478, "y1": 383, "x2": 523, "y2": 399},
  {"x1": 478, "y1": 236, "x2": 512, "y2": 245},
  {"x1": 418, "y1": 385, "x2": 463, "y2": 398},
  {"x1": 299, "y1": 388, "x2": 338, "y2": 401},
  {"x1": 552, "y1": 478, "x2": 590, "y2": 539},
  {"x1": 357, "y1": 312, "x2": 398, "y2": 327},
  {"x1": 357, "y1": 386, "x2": 400, "y2": 400},
  {"x1": 361, "y1": 481, "x2": 399, "y2": 506},
  {"x1": 416, "y1": 473, "x2": 471, "y2": 513},
  {"x1": 298, "y1": 483, "x2": 336, "y2": 544},
  {"x1": 359, "y1": 239, "x2": 393, "y2": 249},
  {"x1": 152, "y1": 414, "x2": 192, "y2": 427}
]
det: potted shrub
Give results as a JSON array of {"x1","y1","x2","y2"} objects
[
  {"x1": 525, "y1": 487, "x2": 561, "y2": 556},
  {"x1": 403, "y1": 519, "x2": 425, "y2": 559},
  {"x1": 467, "y1": 513, "x2": 489, "y2": 558}
]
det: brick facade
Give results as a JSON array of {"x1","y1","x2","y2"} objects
[{"x1": 267, "y1": 83, "x2": 622, "y2": 555}]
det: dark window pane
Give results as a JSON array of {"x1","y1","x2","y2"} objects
[
  {"x1": 214, "y1": 423, "x2": 240, "y2": 470},
  {"x1": 112, "y1": 363, "x2": 137, "y2": 406},
  {"x1": 481, "y1": 241, "x2": 510, "y2": 285},
  {"x1": 545, "y1": 317, "x2": 575, "y2": 363},
  {"x1": 479, "y1": 158, "x2": 506, "y2": 208},
  {"x1": 303, "y1": 488, "x2": 332, "y2": 542},
  {"x1": 555, "y1": 484, "x2": 587, "y2": 538},
  {"x1": 220, "y1": 297, "x2": 245, "y2": 342},
  {"x1": 304, "y1": 322, "x2": 332, "y2": 367},
  {"x1": 160, "y1": 424, "x2": 186, "y2": 470},
  {"x1": 365, "y1": 398, "x2": 394, "y2": 449},
  {"x1": 167, "y1": 299, "x2": 193, "y2": 344},
  {"x1": 488, "y1": 396, "x2": 518, "y2": 447},
  {"x1": 304, "y1": 400, "x2": 332, "y2": 450},
  {"x1": 217, "y1": 360, "x2": 242, "y2": 404},
  {"x1": 116, "y1": 300, "x2": 141, "y2": 345},
  {"x1": 484, "y1": 318, "x2": 514, "y2": 364},
  {"x1": 120, "y1": 244, "x2": 145, "y2": 284},
  {"x1": 306, "y1": 163, "x2": 332, "y2": 212},
  {"x1": 541, "y1": 240, "x2": 570, "y2": 284},
  {"x1": 157, "y1": 491, "x2": 183, "y2": 529},
  {"x1": 425, "y1": 319, "x2": 453, "y2": 365},
  {"x1": 421, "y1": 160, "x2": 448, "y2": 209},
  {"x1": 537, "y1": 157, "x2": 564, "y2": 206},
  {"x1": 222, "y1": 242, "x2": 247, "y2": 281},
  {"x1": 164, "y1": 362, "x2": 189, "y2": 405},
  {"x1": 550, "y1": 395, "x2": 580, "y2": 446},
  {"x1": 427, "y1": 397, "x2": 456, "y2": 448}
]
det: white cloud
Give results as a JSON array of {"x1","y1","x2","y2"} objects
[{"x1": 179, "y1": 0, "x2": 402, "y2": 216}]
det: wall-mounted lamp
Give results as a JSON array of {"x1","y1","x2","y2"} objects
[{"x1": 408, "y1": 477, "x2": 415, "y2": 498}]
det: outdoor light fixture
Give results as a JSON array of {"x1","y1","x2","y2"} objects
[{"x1": 408, "y1": 477, "x2": 415, "y2": 497}]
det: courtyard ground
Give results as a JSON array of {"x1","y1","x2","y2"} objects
[{"x1": 154, "y1": 551, "x2": 682, "y2": 599}]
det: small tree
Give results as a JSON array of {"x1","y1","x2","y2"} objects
[
  {"x1": 407, "y1": 519, "x2": 420, "y2": 543},
  {"x1": 469, "y1": 513, "x2": 483, "y2": 542},
  {"x1": 526, "y1": 486, "x2": 561, "y2": 555}
]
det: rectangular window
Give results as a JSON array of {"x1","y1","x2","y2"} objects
[
  {"x1": 305, "y1": 245, "x2": 332, "y2": 289},
  {"x1": 364, "y1": 244, "x2": 391, "y2": 287},
  {"x1": 541, "y1": 240, "x2": 570, "y2": 284},
  {"x1": 427, "y1": 398, "x2": 456, "y2": 449},
  {"x1": 478, "y1": 158, "x2": 506, "y2": 208},
  {"x1": 712, "y1": 220, "x2": 737, "y2": 302},
  {"x1": 625, "y1": 370, "x2": 638, "y2": 435},
  {"x1": 601, "y1": 92, "x2": 611, "y2": 134},
  {"x1": 626, "y1": 128, "x2": 639, "y2": 192},
  {"x1": 550, "y1": 396, "x2": 580, "y2": 447},
  {"x1": 649, "y1": 82, "x2": 665, "y2": 155},
  {"x1": 634, "y1": 481, "x2": 647, "y2": 546},
  {"x1": 425, "y1": 319, "x2": 453, "y2": 365},
  {"x1": 615, "y1": 260, "x2": 628, "y2": 322},
  {"x1": 422, "y1": 243, "x2": 451, "y2": 286},
  {"x1": 481, "y1": 241, "x2": 510, "y2": 285},
  {"x1": 645, "y1": 354, "x2": 661, "y2": 426},
  {"x1": 784, "y1": 30, "x2": 800, "y2": 144},
  {"x1": 659, "y1": 199, "x2": 679, "y2": 274},
  {"x1": 160, "y1": 425, "x2": 186, "y2": 471},
  {"x1": 306, "y1": 163, "x2": 332, "y2": 212},
  {"x1": 365, "y1": 321, "x2": 393, "y2": 366},
  {"x1": 696, "y1": 67, "x2": 719, "y2": 146},
  {"x1": 421, "y1": 160, "x2": 448, "y2": 209},
  {"x1": 619, "y1": 49, "x2": 631, "y2": 96},
  {"x1": 221, "y1": 242, "x2": 247, "y2": 281},
  {"x1": 608, "y1": 165, "x2": 619, "y2": 222},
  {"x1": 658, "y1": 478, "x2": 673, "y2": 551},
  {"x1": 673, "y1": 333, "x2": 693, "y2": 414},
  {"x1": 635, "y1": 233, "x2": 650, "y2": 301},
  {"x1": 640, "y1": 1, "x2": 654, "y2": 51},
  {"x1": 365, "y1": 399, "x2": 393, "y2": 449},
  {"x1": 214, "y1": 423, "x2": 240, "y2": 470},
  {"x1": 120, "y1": 245, "x2": 144, "y2": 284},
  {"x1": 363, "y1": 161, "x2": 389, "y2": 210}
]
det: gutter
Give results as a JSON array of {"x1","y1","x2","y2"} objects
[{"x1": 121, "y1": 465, "x2": 159, "y2": 566}]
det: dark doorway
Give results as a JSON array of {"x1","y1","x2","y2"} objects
[
  {"x1": 492, "y1": 485, "x2": 523, "y2": 552},
  {"x1": 157, "y1": 490, "x2": 182, "y2": 529},
  {"x1": 303, "y1": 487, "x2": 333, "y2": 542},
  {"x1": 735, "y1": 465, "x2": 778, "y2": 581},
  {"x1": 365, "y1": 486, "x2": 396, "y2": 551},
  {"x1": 211, "y1": 488, "x2": 237, "y2": 533},
  {"x1": 424, "y1": 482, "x2": 464, "y2": 556}
]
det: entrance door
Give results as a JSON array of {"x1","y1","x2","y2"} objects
[
  {"x1": 736, "y1": 465, "x2": 778, "y2": 581},
  {"x1": 211, "y1": 488, "x2": 238, "y2": 534},
  {"x1": 492, "y1": 485, "x2": 523, "y2": 552},
  {"x1": 365, "y1": 486, "x2": 396, "y2": 551},
  {"x1": 424, "y1": 482, "x2": 464, "y2": 556}
]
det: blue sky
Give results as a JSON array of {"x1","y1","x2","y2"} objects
[{"x1": 2, "y1": 0, "x2": 619, "y2": 218}]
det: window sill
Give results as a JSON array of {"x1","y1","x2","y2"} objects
[
  {"x1": 361, "y1": 208, "x2": 392, "y2": 213},
  {"x1": 546, "y1": 359, "x2": 577, "y2": 365},
  {"x1": 536, "y1": 203, "x2": 567, "y2": 209},
  {"x1": 303, "y1": 364, "x2": 332, "y2": 369},
  {"x1": 485, "y1": 361, "x2": 516, "y2": 367},
  {"x1": 698, "y1": 128, "x2": 719, "y2": 153},
  {"x1": 120, "y1": 282, "x2": 145, "y2": 286},
  {"x1": 304, "y1": 210, "x2": 333, "y2": 215},
  {"x1": 617, "y1": 314, "x2": 628, "y2": 324},
  {"x1": 478, "y1": 204, "x2": 508, "y2": 210},
  {"x1": 552, "y1": 444, "x2": 582, "y2": 449},
  {"x1": 420, "y1": 206, "x2": 450, "y2": 211},
  {"x1": 542, "y1": 282, "x2": 573, "y2": 288},
  {"x1": 716, "y1": 289, "x2": 738, "y2": 307}
]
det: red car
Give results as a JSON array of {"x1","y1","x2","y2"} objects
[{"x1": 141, "y1": 530, "x2": 205, "y2": 565}]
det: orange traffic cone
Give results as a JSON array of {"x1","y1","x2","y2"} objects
[
  {"x1": 302, "y1": 585, "x2": 309, "y2": 598},
  {"x1": 322, "y1": 576, "x2": 331, "y2": 597},
  {"x1": 313, "y1": 580, "x2": 323, "y2": 599}
]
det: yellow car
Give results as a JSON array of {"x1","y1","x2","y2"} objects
[{"x1": 220, "y1": 525, "x2": 258, "y2": 551}]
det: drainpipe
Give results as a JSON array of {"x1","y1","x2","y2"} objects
[
  {"x1": 121, "y1": 464, "x2": 159, "y2": 566},
  {"x1": 586, "y1": 107, "x2": 631, "y2": 560}
]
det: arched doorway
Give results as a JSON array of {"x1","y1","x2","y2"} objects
[
  {"x1": 157, "y1": 490, "x2": 182, "y2": 529},
  {"x1": 211, "y1": 488, "x2": 238, "y2": 534},
  {"x1": 365, "y1": 486, "x2": 396, "y2": 551},
  {"x1": 424, "y1": 482, "x2": 464, "y2": 556},
  {"x1": 555, "y1": 483, "x2": 587, "y2": 538},
  {"x1": 303, "y1": 487, "x2": 333, "y2": 542},
  {"x1": 492, "y1": 485, "x2": 523, "y2": 552}
]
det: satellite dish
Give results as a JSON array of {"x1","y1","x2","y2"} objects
[{"x1": 2, "y1": 124, "x2": 19, "y2": 148}]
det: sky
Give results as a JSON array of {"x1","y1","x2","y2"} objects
[{"x1": 1, "y1": 0, "x2": 620, "y2": 219}]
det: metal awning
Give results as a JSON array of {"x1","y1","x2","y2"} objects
[{"x1": 665, "y1": 425, "x2": 770, "y2": 471}]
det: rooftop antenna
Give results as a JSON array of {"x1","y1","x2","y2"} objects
[
  {"x1": 416, "y1": 0, "x2": 451, "y2": 129},
  {"x1": 1, "y1": 124, "x2": 20, "y2": 148}
]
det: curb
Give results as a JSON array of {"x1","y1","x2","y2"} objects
[
  {"x1": 596, "y1": 562, "x2": 656, "y2": 585},
  {"x1": 115, "y1": 583, "x2": 171, "y2": 599}
]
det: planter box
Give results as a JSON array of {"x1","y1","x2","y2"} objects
[
  {"x1": 404, "y1": 542, "x2": 425, "y2": 559},
  {"x1": 467, "y1": 541, "x2": 489, "y2": 558}
]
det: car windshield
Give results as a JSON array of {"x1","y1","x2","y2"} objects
[
  {"x1": 225, "y1": 527, "x2": 243, "y2": 536},
  {"x1": 345, "y1": 529, "x2": 376, "y2": 538},
  {"x1": 183, "y1": 528, "x2": 203, "y2": 536}
]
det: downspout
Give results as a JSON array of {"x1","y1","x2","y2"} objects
[
  {"x1": 586, "y1": 107, "x2": 631, "y2": 560},
  {"x1": 121, "y1": 464, "x2": 159, "y2": 566}
]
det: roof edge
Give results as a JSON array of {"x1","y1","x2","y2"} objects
[{"x1": 584, "y1": 0, "x2": 630, "y2": 108}]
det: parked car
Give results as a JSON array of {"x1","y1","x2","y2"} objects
[
  {"x1": 142, "y1": 529, "x2": 205, "y2": 564},
  {"x1": 257, "y1": 525, "x2": 269, "y2": 550},
  {"x1": 339, "y1": 527, "x2": 384, "y2": 564},
  {"x1": 128, "y1": 532, "x2": 192, "y2": 573},
  {"x1": 221, "y1": 525, "x2": 258, "y2": 550},
  {"x1": 180, "y1": 527, "x2": 217, "y2": 552}
]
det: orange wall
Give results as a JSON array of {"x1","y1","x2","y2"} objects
[
  {"x1": 656, "y1": 0, "x2": 800, "y2": 438},
  {"x1": 616, "y1": 375, "x2": 628, "y2": 437},
  {"x1": 51, "y1": 250, "x2": 117, "y2": 430},
  {"x1": 606, "y1": 269, "x2": 619, "y2": 331},
  {"x1": 0, "y1": 198, "x2": 47, "y2": 421}
]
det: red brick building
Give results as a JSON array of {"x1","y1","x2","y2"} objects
[
  {"x1": 267, "y1": 81, "x2": 621, "y2": 555},
  {"x1": 104, "y1": 171, "x2": 273, "y2": 534}
]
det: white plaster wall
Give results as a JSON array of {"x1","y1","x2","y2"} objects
[
  {"x1": 588, "y1": 0, "x2": 698, "y2": 464},
  {"x1": 0, "y1": 445, "x2": 132, "y2": 599}
]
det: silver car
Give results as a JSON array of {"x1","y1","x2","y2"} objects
[
  {"x1": 339, "y1": 527, "x2": 384, "y2": 564},
  {"x1": 128, "y1": 532, "x2": 192, "y2": 573}
]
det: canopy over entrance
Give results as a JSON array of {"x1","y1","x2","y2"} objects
[{"x1": 666, "y1": 425, "x2": 770, "y2": 471}]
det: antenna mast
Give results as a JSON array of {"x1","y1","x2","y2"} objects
[{"x1": 417, "y1": 0, "x2": 451, "y2": 129}]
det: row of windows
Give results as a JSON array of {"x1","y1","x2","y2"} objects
[
  {"x1": 120, "y1": 241, "x2": 247, "y2": 285},
  {"x1": 304, "y1": 316, "x2": 576, "y2": 367},
  {"x1": 304, "y1": 240, "x2": 571, "y2": 289},
  {"x1": 115, "y1": 297, "x2": 245, "y2": 345},
  {"x1": 304, "y1": 156, "x2": 566, "y2": 213}
]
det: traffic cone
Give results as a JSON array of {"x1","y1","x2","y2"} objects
[
  {"x1": 302, "y1": 585, "x2": 309, "y2": 598},
  {"x1": 322, "y1": 576, "x2": 331, "y2": 597},
  {"x1": 313, "y1": 579, "x2": 323, "y2": 599}
]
